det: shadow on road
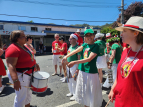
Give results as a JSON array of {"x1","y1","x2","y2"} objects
[
  {"x1": 102, "y1": 99, "x2": 108, "y2": 107},
  {"x1": 32, "y1": 88, "x2": 53, "y2": 97},
  {"x1": 0, "y1": 77, "x2": 15, "y2": 97}
]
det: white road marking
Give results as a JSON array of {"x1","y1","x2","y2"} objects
[{"x1": 56, "y1": 101, "x2": 78, "y2": 107}]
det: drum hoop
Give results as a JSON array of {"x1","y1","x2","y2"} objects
[{"x1": 33, "y1": 71, "x2": 50, "y2": 80}]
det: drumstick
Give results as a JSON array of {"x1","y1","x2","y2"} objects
[
  {"x1": 7, "y1": 83, "x2": 33, "y2": 89},
  {"x1": 105, "y1": 99, "x2": 111, "y2": 107}
]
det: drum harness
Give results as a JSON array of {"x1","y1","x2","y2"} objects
[{"x1": 16, "y1": 65, "x2": 35, "y2": 82}]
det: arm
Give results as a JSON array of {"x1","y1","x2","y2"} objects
[
  {"x1": 108, "y1": 78, "x2": 117, "y2": 102},
  {"x1": 108, "y1": 49, "x2": 116, "y2": 69},
  {"x1": 0, "y1": 49, "x2": 4, "y2": 56},
  {"x1": 30, "y1": 44, "x2": 36, "y2": 54},
  {"x1": 57, "y1": 47, "x2": 65, "y2": 52},
  {"x1": 62, "y1": 46, "x2": 83, "y2": 64},
  {"x1": 68, "y1": 52, "x2": 97, "y2": 68},
  {"x1": 6, "y1": 57, "x2": 21, "y2": 91}
]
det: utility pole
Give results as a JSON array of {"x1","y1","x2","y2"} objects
[{"x1": 121, "y1": 0, "x2": 124, "y2": 24}]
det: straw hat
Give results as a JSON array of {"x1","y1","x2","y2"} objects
[{"x1": 115, "y1": 16, "x2": 143, "y2": 33}]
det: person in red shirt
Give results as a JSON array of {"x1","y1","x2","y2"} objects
[
  {"x1": 52, "y1": 33, "x2": 62, "y2": 76},
  {"x1": 74, "y1": 29, "x2": 83, "y2": 46},
  {"x1": 108, "y1": 16, "x2": 143, "y2": 107},
  {"x1": 5, "y1": 30, "x2": 40, "y2": 107},
  {"x1": 56, "y1": 36, "x2": 68, "y2": 81},
  {"x1": 0, "y1": 38, "x2": 6, "y2": 93}
]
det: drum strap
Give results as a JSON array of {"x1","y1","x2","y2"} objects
[{"x1": 16, "y1": 66, "x2": 35, "y2": 82}]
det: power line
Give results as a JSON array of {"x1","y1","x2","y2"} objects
[
  {"x1": 61, "y1": 0, "x2": 120, "y2": 4},
  {"x1": 5, "y1": 0, "x2": 119, "y2": 8},
  {"x1": 0, "y1": 14, "x2": 115, "y2": 22}
]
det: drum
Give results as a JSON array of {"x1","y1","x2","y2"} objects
[{"x1": 31, "y1": 71, "x2": 50, "y2": 93}]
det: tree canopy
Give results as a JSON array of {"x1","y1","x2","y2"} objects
[{"x1": 112, "y1": 1, "x2": 143, "y2": 28}]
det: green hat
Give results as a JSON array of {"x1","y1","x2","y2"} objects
[{"x1": 84, "y1": 29, "x2": 94, "y2": 35}]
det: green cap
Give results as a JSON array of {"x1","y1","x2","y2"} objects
[{"x1": 84, "y1": 29, "x2": 94, "y2": 35}]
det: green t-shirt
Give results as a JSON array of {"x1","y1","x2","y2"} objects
[
  {"x1": 78, "y1": 43, "x2": 99, "y2": 74},
  {"x1": 110, "y1": 43, "x2": 122, "y2": 64},
  {"x1": 95, "y1": 40, "x2": 106, "y2": 56},
  {"x1": 67, "y1": 44, "x2": 79, "y2": 62}
]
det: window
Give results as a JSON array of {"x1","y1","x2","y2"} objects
[
  {"x1": 45, "y1": 28, "x2": 51, "y2": 31},
  {"x1": 31, "y1": 27, "x2": 38, "y2": 32},
  {"x1": 0, "y1": 25, "x2": 4, "y2": 30},
  {"x1": 18, "y1": 26, "x2": 26, "y2": 31}
]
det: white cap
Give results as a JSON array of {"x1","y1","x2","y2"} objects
[
  {"x1": 70, "y1": 34, "x2": 78, "y2": 40},
  {"x1": 95, "y1": 33, "x2": 104, "y2": 39},
  {"x1": 76, "y1": 29, "x2": 81, "y2": 32}
]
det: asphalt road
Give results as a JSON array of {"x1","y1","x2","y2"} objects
[{"x1": 0, "y1": 55, "x2": 114, "y2": 107}]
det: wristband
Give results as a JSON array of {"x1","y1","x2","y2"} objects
[{"x1": 13, "y1": 79, "x2": 19, "y2": 83}]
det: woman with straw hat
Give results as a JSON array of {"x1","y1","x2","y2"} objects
[
  {"x1": 62, "y1": 29, "x2": 103, "y2": 107},
  {"x1": 108, "y1": 16, "x2": 143, "y2": 107}
]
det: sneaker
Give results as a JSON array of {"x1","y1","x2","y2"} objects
[
  {"x1": 66, "y1": 93, "x2": 73, "y2": 97},
  {"x1": 60, "y1": 77, "x2": 65, "y2": 81},
  {"x1": 0, "y1": 85, "x2": 5, "y2": 93},
  {"x1": 52, "y1": 73, "x2": 57, "y2": 76},
  {"x1": 70, "y1": 96, "x2": 75, "y2": 101}
]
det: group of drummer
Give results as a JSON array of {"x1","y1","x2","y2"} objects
[
  {"x1": 2, "y1": 16, "x2": 143, "y2": 107},
  {"x1": 51, "y1": 27, "x2": 125, "y2": 106}
]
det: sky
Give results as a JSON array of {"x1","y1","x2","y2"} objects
[{"x1": 0, "y1": 0, "x2": 142, "y2": 26}]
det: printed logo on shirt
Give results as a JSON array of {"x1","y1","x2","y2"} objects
[
  {"x1": 68, "y1": 49, "x2": 71, "y2": 54},
  {"x1": 122, "y1": 57, "x2": 139, "y2": 78},
  {"x1": 84, "y1": 48, "x2": 90, "y2": 59},
  {"x1": 55, "y1": 43, "x2": 58, "y2": 48}
]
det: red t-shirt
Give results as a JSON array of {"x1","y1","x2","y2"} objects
[
  {"x1": 114, "y1": 48, "x2": 143, "y2": 107},
  {"x1": 60, "y1": 43, "x2": 67, "y2": 55},
  {"x1": 52, "y1": 40, "x2": 62, "y2": 55},
  {"x1": 74, "y1": 33, "x2": 83, "y2": 46},
  {"x1": 121, "y1": 43, "x2": 128, "y2": 48},
  {"x1": 5, "y1": 44, "x2": 36, "y2": 74}
]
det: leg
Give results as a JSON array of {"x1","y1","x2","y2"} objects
[
  {"x1": 84, "y1": 106, "x2": 89, "y2": 107},
  {"x1": 59, "y1": 65, "x2": 62, "y2": 74},
  {"x1": 52, "y1": 55, "x2": 58, "y2": 75},
  {"x1": 55, "y1": 65, "x2": 57, "y2": 74},
  {"x1": 0, "y1": 76, "x2": 2, "y2": 87},
  {"x1": 98, "y1": 68, "x2": 103, "y2": 83},
  {"x1": 62, "y1": 64, "x2": 67, "y2": 77}
]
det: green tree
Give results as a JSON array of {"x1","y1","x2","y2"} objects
[
  {"x1": 101, "y1": 27, "x2": 120, "y2": 36},
  {"x1": 112, "y1": 1, "x2": 143, "y2": 28}
]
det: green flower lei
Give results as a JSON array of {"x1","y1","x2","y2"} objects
[{"x1": 106, "y1": 37, "x2": 120, "y2": 43}]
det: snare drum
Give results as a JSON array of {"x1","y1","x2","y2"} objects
[{"x1": 31, "y1": 71, "x2": 50, "y2": 93}]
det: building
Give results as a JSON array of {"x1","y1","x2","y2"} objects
[{"x1": 0, "y1": 20, "x2": 100, "y2": 52}]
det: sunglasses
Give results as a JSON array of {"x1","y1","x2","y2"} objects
[{"x1": 69, "y1": 38, "x2": 75, "y2": 41}]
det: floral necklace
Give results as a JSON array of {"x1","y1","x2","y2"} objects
[
  {"x1": 15, "y1": 43, "x2": 34, "y2": 61},
  {"x1": 120, "y1": 45, "x2": 143, "y2": 78}
]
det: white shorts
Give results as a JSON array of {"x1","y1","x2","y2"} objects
[
  {"x1": 96, "y1": 55, "x2": 107, "y2": 69},
  {"x1": 7, "y1": 70, "x2": 32, "y2": 107},
  {"x1": 52, "y1": 55, "x2": 62, "y2": 66}
]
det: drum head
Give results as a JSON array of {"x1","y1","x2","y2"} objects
[{"x1": 33, "y1": 71, "x2": 50, "y2": 79}]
